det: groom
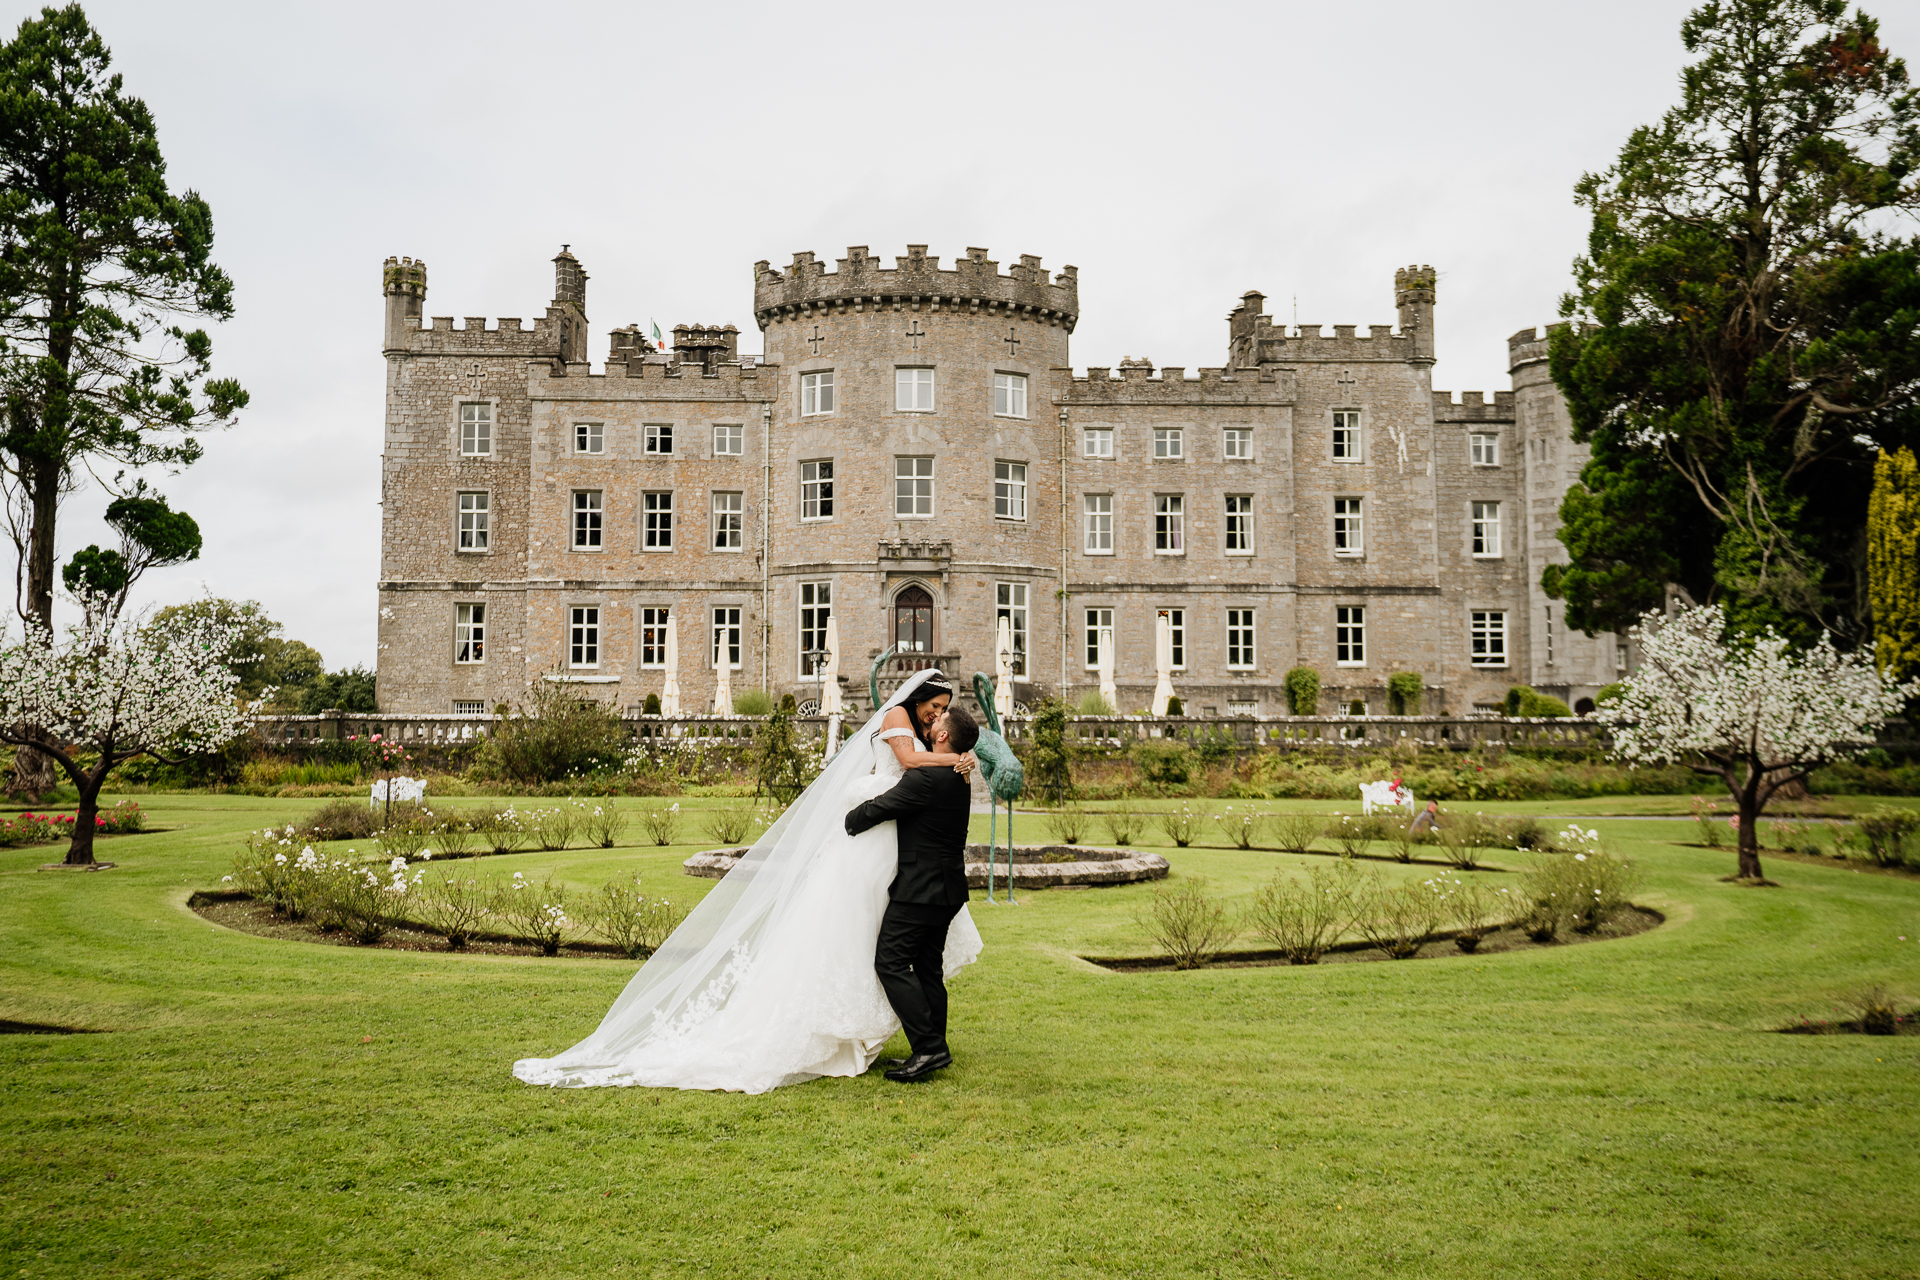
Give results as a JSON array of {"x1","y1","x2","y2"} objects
[{"x1": 845, "y1": 703, "x2": 980, "y2": 1082}]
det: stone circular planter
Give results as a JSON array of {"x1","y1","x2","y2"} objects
[{"x1": 681, "y1": 843, "x2": 1169, "y2": 889}]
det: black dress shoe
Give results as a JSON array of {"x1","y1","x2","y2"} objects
[{"x1": 884, "y1": 1051, "x2": 953, "y2": 1082}]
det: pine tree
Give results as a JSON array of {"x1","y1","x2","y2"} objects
[{"x1": 1869, "y1": 448, "x2": 1920, "y2": 683}]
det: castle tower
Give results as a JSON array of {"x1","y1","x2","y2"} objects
[
  {"x1": 548, "y1": 246, "x2": 589, "y2": 364},
  {"x1": 1510, "y1": 323, "x2": 1614, "y2": 707},
  {"x1": 382, "y1": 256, "x2": 427, "y2": 351},
  {"x1": 752, "y1": 245, "x2": 1078, "y2": 701},
  {"x1": 1394, "y1": 265, "x2": 1436, "y2": 364}
]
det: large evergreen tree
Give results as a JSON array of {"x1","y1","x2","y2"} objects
[
  {"x1": 1545, "y1": 0, "x2": 1920, "y2": 642},
  {"x1": 0, "y1": 5, "x2": 245, "y2": 628}
]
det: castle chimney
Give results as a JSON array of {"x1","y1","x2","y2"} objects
[
  {"x1": 381, "y1": 255, "x2": 427, "y2": 351},
  {"x1": 671, "y1": 323, "x2": 739, "y2": 373},
  {"x1": 1394, "y1": 265, "x2": 1436, "y2": 364},
  {"x1": 552, "y1": 245, "x2": 588, "y2": 309},
  {"x1": 548, "y1": 246, "x2": 589, "y2": 363}
]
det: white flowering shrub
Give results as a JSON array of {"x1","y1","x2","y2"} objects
[
  {"x1": 1157, "y1": 803, "x2": 1200, "y2": 848},
  {"x1": 1211, "y1": 806, "x2": 1267, "y2": 851},
  {"x1": 701, "y1": 804, "x2": 755, "y2": 847},
  {"x1": 592, "y1": 874, "x2": 687, "y2": 959},
  {"x1": 0, "y1": 607, "x2": 256, "y2": 863},
  {"x1": 640, "y1": 802, "x2": 681, "y2": 846},
  {"x1": 1607, "y1": 604, "x2": 1917, "y2": 879},
  {"x1": 413, "y1": 872, "x2": 494, "y2": 949},
  {"x1": 492, "y1": 871, "x2": 578, "y2": 955},
  {"x1": 1426, "y1": 875, "x2": 1520, "y2": 953},
  {"x1": 583, "y1": 802, "x2": 628, "y2": 849},
  {"x1": 1352, "y1": 871, "x2": 1448, "y2": 959},
  {"x1": 527, "y1": 804, "x2": 577, "y2": 851},
  {"x1": 1246, "y1": 860, "x2": 1361, "y2": 963},
  {"x1": 1268, "y1": 811, "x2": 1325, "y2": 855}
]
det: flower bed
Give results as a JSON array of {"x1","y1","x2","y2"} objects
[{"x1": 0, "y1": 801, "x2": 145, "y2": 847}]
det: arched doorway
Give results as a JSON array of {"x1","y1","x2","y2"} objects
[
  {"x1": 894, "y1": 585, "x2": 934, "y2": 653},
  {"x1": 1574, "y1": 697, "x2": 1596, "y2": 716}
]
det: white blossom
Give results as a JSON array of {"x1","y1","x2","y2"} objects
[{"x1": 1607, "y1": 605, "x2": 1913, "y2": 774}]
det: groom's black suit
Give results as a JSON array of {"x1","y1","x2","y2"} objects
[{"x1": 845, "y1": 765, "x2": 972, "y2": 1058}]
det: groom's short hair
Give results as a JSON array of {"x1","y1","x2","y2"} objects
[{"x1": 940, "y1": 704, "x2": 979, "y2": 755}]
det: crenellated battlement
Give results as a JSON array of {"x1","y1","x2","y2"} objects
[
  {"x1": 396, "y1": 314, "x2": 555, "y2": 355},
  {"x1": 1226, "y1": 289, "x2": 1415, "y2": 366},
  {"x1": 533, "y1": 354, "x2": 776, "y2": 396},
  {"x1": 1062, "y1": 361, "x2": 1295, "y2": 405},
  {"x1": 1506, "y1": 321, "x2": 1577, "y2": 373},
  {"x1": 1432, "y1": 390, "x2": 1516, "y2": 422},
  {"x1": 753, "y1": 245, "x2": 1078, "y2": 332}
]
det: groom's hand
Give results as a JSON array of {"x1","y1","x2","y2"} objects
[{"x1": 955, "y1": 751, "x2": 977, "y2": 777}]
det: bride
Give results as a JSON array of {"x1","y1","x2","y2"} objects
[{"x1": 513, "y1": 668, "x2": 984, "y2": 1093}]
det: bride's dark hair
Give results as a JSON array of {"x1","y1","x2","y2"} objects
[{"x1": 871, "y1": 672, "x2": 954, "y2": 741}]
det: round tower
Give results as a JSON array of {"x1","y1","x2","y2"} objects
[{"x1": 753, "y1": 245, "x2": 1079, "y2": 705}]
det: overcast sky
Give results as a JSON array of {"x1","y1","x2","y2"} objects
[{"x1": 39, "y1": 0, "x2": 1920, "y2": 670}]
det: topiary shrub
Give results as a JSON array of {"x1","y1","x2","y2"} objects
[
  {"x1": 1165, "y1": 695, "x2": 1185, "y2": 717},
  {"x1": 1386, "y1": 672, "x2": 1424, "y2": 716},
  {"x1": 1131, "y1": 739, "x2": 1193, "y2": 790},
  {"x1": 1594, "y1": 681, "x2": 1627, "y2": 707},
  {"x1": 1284, "y1": 666, "x2": 1321, "y2": 716},
  {"x1": 642, "y1": 692, "x2": 662, "y2": 715},
  {"x1": 1025, "y1": 698, "x2": 1075, "y2": 805},
  {"x1": 1505, "y1": 686, "x2": 1572, "y2": 718},
  {"x1": 732, "y1": 688, "x2": 775, "y2": 716}
]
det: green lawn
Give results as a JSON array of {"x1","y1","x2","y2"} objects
[{"x1": 4, "y1": 794, "x2": 1918, "y2": 1279}]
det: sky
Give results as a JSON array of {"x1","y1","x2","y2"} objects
[{"x1": 31, "y1": 0, "x2": 1920, "y2": 670}]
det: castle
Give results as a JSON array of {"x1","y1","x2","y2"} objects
[{"x1": 376, "y1": 245, "x2": 1622, "y2": 718}]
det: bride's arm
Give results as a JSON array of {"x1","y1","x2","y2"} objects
[{"x1": 881, "y1": 708, "x2": 976, "y2": 773}]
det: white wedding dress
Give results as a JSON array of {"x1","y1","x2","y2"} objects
[{"x1": 513, "y1": 671, "x2": 983, "y2": 1093}]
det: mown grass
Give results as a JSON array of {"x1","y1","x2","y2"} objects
[{"x1": 3, "y1": 794, "x2": 1918, "y2": 1279}]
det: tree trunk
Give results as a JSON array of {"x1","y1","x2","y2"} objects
[
  {"x1": 9, "y1": 726, "x2": 59, "y2": 798},
  {"x1": 61, "y1": 755, "x2": 115, "y2": 866},
  {"x1": 25, "y1": 455, "x2": 60, "y2": 631},
  {"x1": 1735, "y1": 779, "x2": 1765, "y2": 881}
]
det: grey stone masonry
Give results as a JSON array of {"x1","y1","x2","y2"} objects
[{"x1": 374, "y1": 246, "x2": 1614, "y2": 718}]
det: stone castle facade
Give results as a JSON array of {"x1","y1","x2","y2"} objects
[{"x1": 376, "y1": 245, "x2": 1622, "y2": 718}]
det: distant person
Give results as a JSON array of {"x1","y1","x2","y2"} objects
[{"x1": 1409, "y1": 801, "x2": 1441, "y2": 834}]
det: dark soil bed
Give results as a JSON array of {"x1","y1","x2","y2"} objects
[
  {"x1": 1084, "y1": 905, "x2": 1664, "y2": 971},
  {"x1": 188, "y1": 890, "x2": 630, "y2": 959}
]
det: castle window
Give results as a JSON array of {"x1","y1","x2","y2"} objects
[
  {"x1": 1084, "y1": 608, "x2": 1114, "y2": 670},
  {"x1": 711, "y1": 491, "x2": 744, "y2": 551},
  {"x1": 569, "y1": 606, "x2": 600, "y2": 669},
  {"x1": 1083, "y1": 428, "x2": 1113, "y2": 458},
  {"x1": 893, "y1": 586, "x2": 934, "y2": 653},
  {"x1": 455, "y1": 603, "x2": 485, "y2": 664},
  {"x1": 1333, "y1": 497, "x2": 1364, "y2": 557},
  {"x1": 712, "y1": 606, "x2": 743, "y2": 669},
  {"x1": 1153, "y1": 428, "x2": 1184, "y2": 459},
  {"x1": 1471, "y1": 501, "x2": 1502, "y2": 557},
  {"x1": 801, "y1": 460, "x2": 834, "y2": 521},
  {"x1": 574, "y1": 422, "x2": 603, "y2": 454},
  {"x1": 572, "y1": 490, "x2": 603, "y2": 550},
  {"x1": 1154, "y1": 494, "x2": 1184, "y2": 554},
  {"x1": 641, "y1": 607, "x2": 670, "y2": 669},
  {"x1": 456, "y1": 491, "x2": 489, "y2": 552},
  {"x1": 1158, "y1": 609, "x2": 1186, "y2": 669},
  {"x1": 1544, "y1": 605, "x2": 1555, "y2": 666},
  {"x1": 453, "y1": 700, "x2": 486, "y2": 715},
  {"x1": 714, "y1": 423, "x2": 743, "y2": 456},
  {"x1": 1332, "y1": 410, "x2": 1361, "y2": 461},
  {"x1": 1227, "y1": 609, "x2": 1256, "y2": 669},
  {"x1": 993, "y1": 373, "x2": 1027, "y2": 419},
  {"x1": 460, "y1": 403, "x2": 492, "y2": 456},
  {"x1": 1084, "y1": 494, "x2": 1113, "y2": 554},
  {"x1": 643, "y1": 491, "x2": 673, "y2": 550},
  {"x1": 1224, "y1": 428, "x2": 1252, "y2": 460},
  {"x1": 1471, "y1": 610, "x2": 1508, "y2": 667},
  {"x1": 994, "y1": 462, "x2": 1027, "y2": 521},
  {"x1": 896, "y1": 367, "x2": 935, "y2": 412},
  {"x1": 801, "y1": 371, "x2": 834, "y2": 416},
  {"x1": 894, "y1": 456, "x2": 934, "y2": 517},
  {"x1": 1225, "y1": 495, "x2": 1254, "y2": 555},
  {"x1": 1616, "y1": 642, "x2": 1629, "y2": 673},
  {"x1": 644, "y1": 423, "x2": 673, "y2": 455},
  {"x1": 1470, "y1": 432, "x2": 1500, "y2": 466},
  {"x1": 799, "y1": 582, "x2": 832, "y2": 678},
  {"x1": 996, "y1": 583, "x2": 1028, "y2": 676},
  {"x1": 1336, "y1": 606, "x2": 1366, "y2": 667}
]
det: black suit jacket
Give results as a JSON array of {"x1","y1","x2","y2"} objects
[{"x1": 845, "y1": 765, "x2": 972, "y2": 906}]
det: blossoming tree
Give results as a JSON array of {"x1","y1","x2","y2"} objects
[
  {"x1": 0, "y1": 609, "x2": 255, "y2": 864},
  {"x1": 1607, "y1": 605, "x2": 1916, "y2": 881}
]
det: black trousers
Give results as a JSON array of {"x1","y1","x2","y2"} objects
[{"x1": 874, "y1": 899, "x2": 963, "y2": 1057}]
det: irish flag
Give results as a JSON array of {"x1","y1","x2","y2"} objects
[{"x1": 650, "y1": 320, "x2": 664, "y2": 350}]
